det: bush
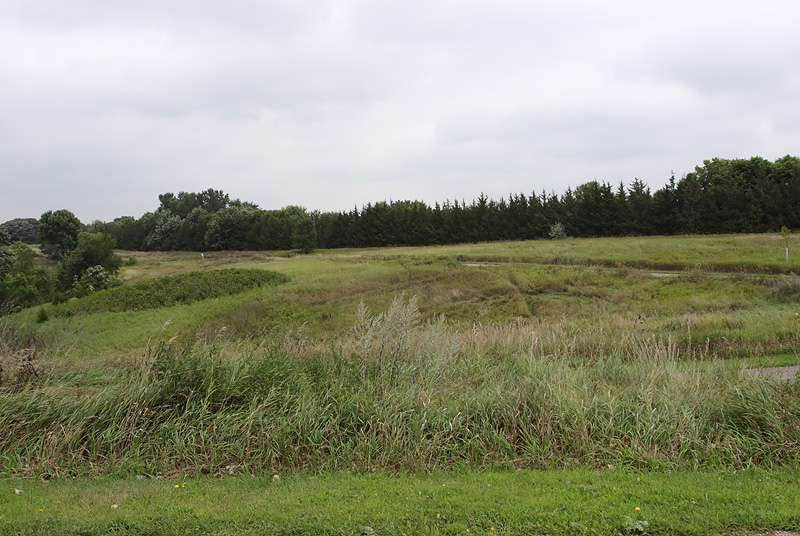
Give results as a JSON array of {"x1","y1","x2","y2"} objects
[
  {"x1": 56, "y1": 268, "x2": 288, "y2": 315},
  {"x1": 0, "y1": 273, "x2": 44, "y2": 311},
  {"x1": 61, "y1": 232, "x2": 122, "y2": 290},
  {"x1": 549, "y1": 222, "x2": 568, "y2": 240},
  {"x1": 73, "y1": 265, "x2": 112, "y2": 296}
]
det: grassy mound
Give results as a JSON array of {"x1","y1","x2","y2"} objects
[{"x1": 58, "y1": 268, "x2": 287, "y2": 316}]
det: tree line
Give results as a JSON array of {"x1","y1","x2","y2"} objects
[
  {"x1": 89, "y1": 155, "x2": 800, "y2": 251},
  {"x1": 95, "y1": 190, "x2": 317, "y2": 253},
  {"x1": 1, "y1": 209, "x2": 121, "y2": 311},
  {"x1": 2, "y1": 155, "x2": 800, "y2": 311}
]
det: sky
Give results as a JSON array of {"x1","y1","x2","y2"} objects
[{"x1": 2, "y1": 0, "x2": 800, "y2": 223}]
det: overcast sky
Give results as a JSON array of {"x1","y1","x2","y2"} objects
[{"x1": 2, "y1": 0, "x2": 800, "y2": 223}]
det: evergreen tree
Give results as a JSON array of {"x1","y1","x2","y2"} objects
[{"x1": 627, "y1": 178, "x2": 653, "y2": 235}]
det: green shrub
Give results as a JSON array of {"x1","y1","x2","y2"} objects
[
  {"x1": 73, "y1": 265, "x2": 111, "y2": 296},
  {"x1": 56, "y1": 268, "x2": 287, "y2": 316},
  {"x1": 549, "y1": 222, "x2": 568, "y2": 239}
]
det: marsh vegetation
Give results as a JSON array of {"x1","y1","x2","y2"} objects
[{"x1": 2, "y1": 234, "x2": 798, "y2": 479}]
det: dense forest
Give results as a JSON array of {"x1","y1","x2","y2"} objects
[{"x1": 85, "y1": 155, "x2": 800, "y2": 251}]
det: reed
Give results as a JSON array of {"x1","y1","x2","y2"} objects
[{"x1": 2, "y1": 297, "x2": 798, "y2": 477}]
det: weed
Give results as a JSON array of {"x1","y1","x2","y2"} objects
[
  {"x1": 3, "y1": 237, "x2": 800, "y2": 477},
  {"x1": 622, "y1": 516, "x2": 649, "y2": 535},
  {"x1": 768, "y1": 276, "x2": 800, "y2": 302},
  {"x1": 35, "y1": 307, "x2": 48, "y2": 324},
  {"x1": 353, "y1": 294, "x2": 421, "y2": 388},
  {"x1": 2, "y1": 313, "x2": 799, "y2": 476},
  {"x1": 0, "y1": 320, "x2": 42, "y2": 389}
]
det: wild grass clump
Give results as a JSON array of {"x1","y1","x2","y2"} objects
[
  {"x1": 351, "y1": 295, "x2": 457, "y2": 390},
  {"x1": 0, "y1": 316, "x2": 47, "y2": 392},
  {"x1": 1, "y1": 297, "x2": 798, "y2": 477},
  {"x1": 767, "y1": 275, "x2": 800, "y2": 302},
  {"x1": 56, "y1": 268, "x2": 287, "y2": 316}
]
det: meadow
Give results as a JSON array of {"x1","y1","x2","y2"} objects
[{"x1": 1, "y1": 234, "x2": 799, "y2": 535}]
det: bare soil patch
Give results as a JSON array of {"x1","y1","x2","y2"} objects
[{"x1": 745, "y1": 366, "x2": 800, "y2": 381}]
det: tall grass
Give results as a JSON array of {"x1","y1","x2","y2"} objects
[{"x1": 2, "y1": 297, "x2": 798, "y2": 477}]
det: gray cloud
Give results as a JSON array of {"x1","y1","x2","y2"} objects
[{"x1": 2, "y1": 0, "x2": 800, "y2": 223}]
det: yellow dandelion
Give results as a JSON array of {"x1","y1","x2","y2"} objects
[
  {"x1": 635, "y1": 507, "x2": 641, "y2": 511},
  {"x1": 175, "y1": 484, "x2": 179, "y2": 488},
  {"x1": 491, "y1": 528, "x2": 495, "y2": 531}
]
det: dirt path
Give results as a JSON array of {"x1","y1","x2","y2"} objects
[{"x1": 745, "y1": 365, "x2": 800, "y2": 380}]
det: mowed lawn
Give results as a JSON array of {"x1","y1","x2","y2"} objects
[{"x1": 3, "y1": 469, "x2": 800, "y2": 535}]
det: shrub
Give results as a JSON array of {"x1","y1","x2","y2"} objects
[
  {"x1": 61, "y1": 232, "x2": 122, "y2": 290},
  {"x1": 549, "y1": 222, "x2": 568, "y2": 240},
  {"x1": 56, "y1": 268, "x2": 287, "y2": 316},
  {"x1": 73, "y1": 265, "x2": 111, "y2": 296}
]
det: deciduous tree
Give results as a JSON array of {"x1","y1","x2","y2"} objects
[{"x1": 39, "y1": 210, "x2": 82, "y2": 260}]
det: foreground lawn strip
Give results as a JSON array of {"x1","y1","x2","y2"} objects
[{"x1": 2, "y1": 469, "x2": 799, "y2": 535}]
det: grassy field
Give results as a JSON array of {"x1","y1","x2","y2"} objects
[
  {"x1": 3, "y1": 469, "x2": 799, "y2": 535},
  {"x1": 9, "y1": 234, "x2": 800, "y2": 366},
  {"x1": 1, "y1": 234, "x2": 799, "y2": 534}
]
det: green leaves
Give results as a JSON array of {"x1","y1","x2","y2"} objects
[
  {"x1": 63, "y1": 232, "x2": 122, "y2": 285},
  {"x1": 38, "y1": 209, "x2": 82, "y2": 260}
]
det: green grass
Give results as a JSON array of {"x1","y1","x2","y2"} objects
[
  {"x1": 397, "y1": 233, "x2": 800, "y2": 274},
  {"x1": 3, "y1": 322, "x2": 799, "y2": 477},
  {"x1": 57, "y1": 268, "x2": 287, "y2": 315},
  {"x1": 2, "y1": 469, "x2": 799, "y2": 535},
  {"x1": 17, "y1": 256, "x2": 799, "y2": 368},
  {"x1": 3, "y1": 234, "x2": 800, "y2": 534}
]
